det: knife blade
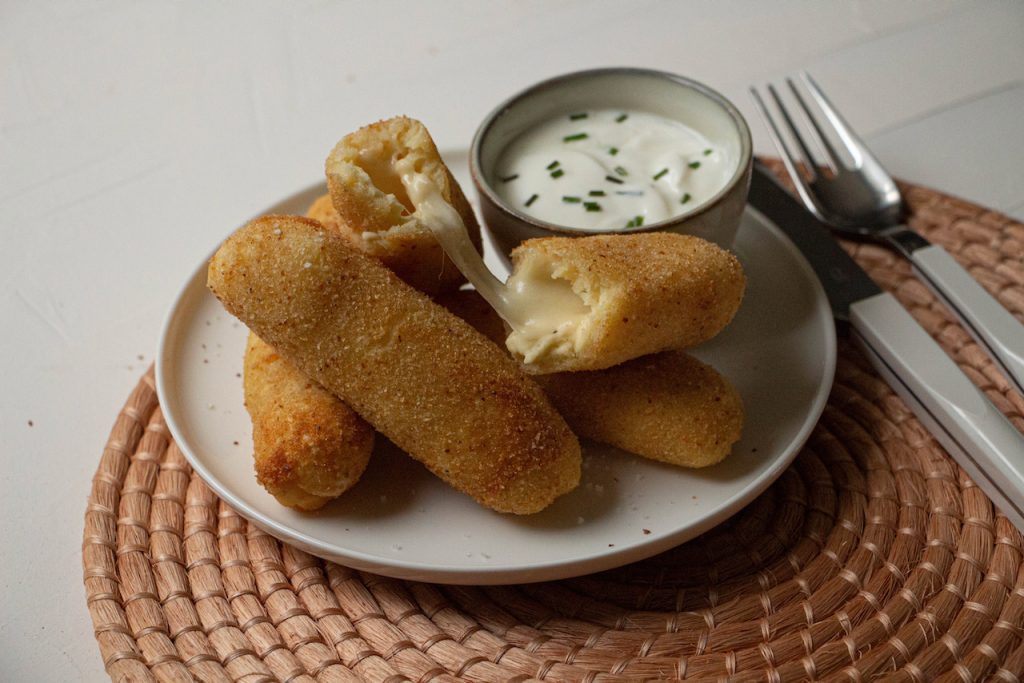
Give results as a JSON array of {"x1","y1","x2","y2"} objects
[
  {"x1": 748, "y1": 161, "x2": 1024, "y2": 531},
  {"x1": 748, "y1": 164, "x2": 880, "y2": 327}
]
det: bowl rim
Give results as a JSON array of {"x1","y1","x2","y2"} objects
[{"x1": 469, "y1": 66, "x2": 753, "y2": 237}]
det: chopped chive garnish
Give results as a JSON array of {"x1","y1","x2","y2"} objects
[
  {"x1": 546, "y1": 160, "x2": 560, "y2": 170},
  {"x1": 500, "y1": 173, "x2": 519, "y2": 182},
  {"x1": 615, "y1": 190, "x2": 644, "y2": 196},
  {"x1": 614, "y1": 166, "x2": 628, "y2": 176},
  {"x1": 605, "y1": 175, "x2": 624, "y2": 184},
  {"x1": 588, "y1": 190, "x2": 606, "y2": 197},
  {"x1": 584, "y1": 201, "x2": 602, "y2": 212},
  {"x1": 550, "y1": 169, "x2": 565, "y2": 178},
  {"x1": 703, "y1": 148, "x2": 713, "y2": 156},
  {"x1": 652, "y1": 168, "x2": 669, "y2": 181},
  {"x1": 563, "y1": 132, "x2": 589, "y2": 142},
  {"x1": 608, "y1": 147, "x2": 619, "y2": 156},
  {"x1": 525, "y1": 194, "x2": 539, "y2": 207},
  {"x1": 624, "y1": 215, "x2": 644, "y2": 228},
  {"x1": 680, "y1": 192, "x2": 692, "y2": 204},
  {"x1": 615, "y1": 113, "x2": 628, "y2": 123},
  {"x1": 688, "y1": 161, "x2": 701, "y2": 170},
  {"x1": 562, "y1": 195, "x2": 582, "y2": 203},
  {"x1": 569, "y1": 112, "x2": 588, "y2": 120}
]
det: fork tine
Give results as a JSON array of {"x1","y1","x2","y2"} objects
[
  {"x1": 786, "y1": 76, "x2": 846, "y2": 170},
  {"x1": 766, "y1": 83, "x2": 822, "y2": 178},
  {"x1": 748, "y1": 86, "x2": 823, "y2": 216},
  {"x1": 799, "y1": 72, "x2": 883, "y2": 170}
]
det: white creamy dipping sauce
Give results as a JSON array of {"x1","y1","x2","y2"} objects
[{"x1": 494, "y1": 109, "x2": 733, "y2": 231}]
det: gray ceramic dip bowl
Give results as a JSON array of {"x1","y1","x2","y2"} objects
[{"x1": 470, "y1": 68, "x2": 752, "y2": 257}]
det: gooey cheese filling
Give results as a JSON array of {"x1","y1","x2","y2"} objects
[
  {"x1": 397, "y1": 157, "x2": 591, "y2": 365},
  {"x1": 502, "y1": 259, "x2": 591, "y2": 364}
]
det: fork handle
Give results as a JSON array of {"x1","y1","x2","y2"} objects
[{"x1": 900, "y1": 241, "x2": 1024, "y2": 397}]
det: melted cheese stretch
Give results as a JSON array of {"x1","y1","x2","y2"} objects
[
  {"x1": 503, "y1": 258, "x2": 590, "y2": 364},
  {"x1": 398, "y1": 159, "x2": 589, "y2": 365}
]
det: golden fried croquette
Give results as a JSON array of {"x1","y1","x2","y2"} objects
[
  {"x1": 243, "y1": 333, "x2": 374, "y2": 510},
  {"x1": 208, "y1": 215, "x2": 581, "y2": 514},
  {"x1": 436, "y1": 289, "x2": 509, "y2": 346},
  {"x1": 440, "y1": 289, "x2": 743, "y2": 467},
  {"x1": 503, "y1": 232, "x2": 745, "y2": 373},
  {"x1": 236, "y1": 192, "x2": 373, "y2": 512},
  {"x1": 305, "y1": 193, "x2": 340, "y2": 231},
  {"x1": 324, "y1": 116, "x2": 481, "y2": 295},
  {"x1": 539, "y1": 352, "x2": 743, "y2": 468}
]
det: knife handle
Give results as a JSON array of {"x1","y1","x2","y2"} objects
[
  {"x1": 850, "y1": 292, "x2": 1024, "y2": 531},
  {"x1": 906, "y1": 243, "x2": 1024, "y2": 397}
]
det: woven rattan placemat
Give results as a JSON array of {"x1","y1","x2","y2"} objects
[{"x1": 83, "y1": 164, "x2": 1024, "y2": 682}]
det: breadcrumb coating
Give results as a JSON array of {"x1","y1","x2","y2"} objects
[
  {"x1": 324, "y1": 116, "x2": 481, "y2": 295},
  {"x1": 508, "y1": 232, "x2": 745, "y2": 373},
  {"x1": 209, "y1": 215, "x2": 580, "y2": 514},
  {"x1": 440, "y1": 289, "x2": 743, "y2": 467},
  {"x1": 244, "y1": 333, "x2": 374, "y2": 510},
  {"x1": 539, "y1": 351, "x2": 743, "y2": 468}
]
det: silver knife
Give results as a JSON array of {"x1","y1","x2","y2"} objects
[{"x1": 749, "y1": 161, "x2": 1024, "y2": 531}]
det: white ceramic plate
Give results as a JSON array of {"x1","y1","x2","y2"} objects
[{"x1": 157, "y1": 151, "x2": 836, "y2": 585}]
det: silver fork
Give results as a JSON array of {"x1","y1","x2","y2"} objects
[{"x1": 750, "y1": 72, "x2": 1024, "y2": 397}]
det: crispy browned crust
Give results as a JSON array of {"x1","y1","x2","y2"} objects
[
  {"x1": 324, "y1": 116, "x2": 481, "y2": 296},
  {"x1": 510, "y1": 232, "x2": 746, "y2": 373},
  {"x1": 305, "y1": 193, "x2": 340, "y2": 230},
  {"x1": 435, "y1": 289, "x2": 510, "y2": 345},
  {"x1": 538, "y1": 352, "x2": 743, "y2": 468},
  {"x1": 209, "y1": 215, "x2": 580, "y2": 514},
  {"x1": 243, "y1": 332, "x2": 374, "y2": 511},
  {"x1": 441, "y1": 289, "x2": 743, "y2": 467}
]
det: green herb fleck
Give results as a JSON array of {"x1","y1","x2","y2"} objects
[
  {"x1": 584, "y1": 201, "x2": 602, "y2": 212},
  {"x1": 605, "y1": 175, "x2": 624, "y2": 184},
  {"x1": 569, "y1": 112, "x2": 588, "y2": 120},
  {"x1": 563, "y1": 132, "x2": 589, "y2": 142},
  {"x1": 546, "y1": 160, "x2": 560, "y2": 170},
  {"x1": 500, "y1": 173, "x2": 519, "y2": 183},
  {"x1": 624, "y1": 215, "x2": 645, "y2": 228},
  {"x1": 616, "y1": 113, "x2": 628, "y2": 123},
  {"x1": 703, "y1": 148, "x2": 713, "y2": 156},
  {"x1": 680, "y1": 193, "x2": 692, "y2": 204},
  {"x1": 550, "y1": 169, "x2": 565, "y2": 179},
  {"x1": 608, "y1": 147, "x2": 619, "y2": 156},
  {"x1": 525, "y1": 194, "x2": 539, "y2": 207},
  {"x1": 588, "y1": 190, "x2": 606, "y2": 197},
  {"x1": 562, "y1": 195, "x2": 582, "y2": 203},
  {"x1": 652, "y1": 168, "x2": 669, "y2": 181},
  {"x1": 614, "y1": 166, "x2": 628, "y2": 177},
  {"x1": 688, "y1": 161, "x2": 701, "y2": 170}
]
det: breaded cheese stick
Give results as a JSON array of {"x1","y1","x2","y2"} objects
[
  {"x1": 238, "y1": 194, "x2": 381, "y2": 511},
  {"x1": 244, "y1": 333, "x2": 374, "y2": 510},
  {"x1": 324, "y1": 116, "x2": 481, "y2": 296},
  {"x1": 241, "y1": 161, "x2": 475, "y2": 510},
  {"x1": 539, "y1": 352, "x2": 743, "y2": 468},
  {"x1": 305, "y1": 193, "x2": 341, "y2": 232},
  {"x1": 503, "y1": 233, "x2": 745, "y2": 373},
  {"x1": 208, "y1": 215, "x2": 580, "y2": 514},
  {"x1": 237, "y1": 195, "x2": 373, "y2": 511},
  {"x1": 439, "y1": 289, "x2": 744, "y2": 468}
]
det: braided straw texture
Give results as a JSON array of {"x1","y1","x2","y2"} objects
[{"x1": 84, "y1": 165, "x2": 1024, "y2": 682}]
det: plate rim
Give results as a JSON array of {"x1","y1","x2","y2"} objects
[{"x1": 156, "y1": 178, "x2": 837, "y2": 585}]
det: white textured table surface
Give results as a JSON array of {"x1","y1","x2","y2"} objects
[{"x1": 2, "y1": 2, "x2": 1022, "y2": 679}]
